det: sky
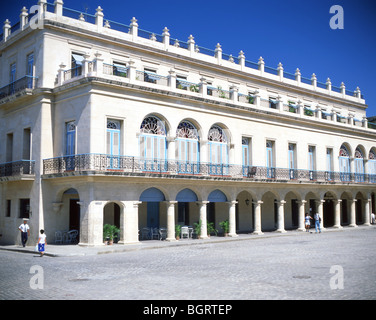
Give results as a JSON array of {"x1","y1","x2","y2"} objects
[{"x1": 2, "y1": 0, "x2": 376, "y2": 117}]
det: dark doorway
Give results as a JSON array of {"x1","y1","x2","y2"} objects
[
  {"x1": 323, "y1": 199, "x2": 334, "y2": 227},
  {"x1": 291, "y1": 199, "x2": 299, "y2": 228},
  {"x1": 147, "y1": 202, "x2": 159, "y2": 228},
  {"x1": 341, "y1": 199, "x2": 348, "y2": 225},
  {"x1": 356, "y1": 199, "x2": 363, "y2": 224},
  {"x1": 69, "y1": 199, "x2": 80, "y2": 240},
  {"x1": 178, "y1": 202, "x2": 190, "y2": 225},
  {"x1": 207, "y1": 202, "x2": 215, "y2": 225}
]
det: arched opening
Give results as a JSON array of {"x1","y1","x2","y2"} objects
[
  {"x1": 207, "y1": 189, "x2": 228, "y2": 231},
  {"x1": 340, "y1": 192, "x2": 351, "y2": 226},
  {"x1": 139, "y1": 187, "x2": 166, "y2": 230},
  {"x1": 305, "y1": 192, "x2": 319, "y2": 228},
  {"x1": 176, "y1": 188, "x2": 198, "y2": 226},
  {"x1": 354, "y1": 146, "x2": 365, "y2": 182},
  {"x1": 103, "y1": 202, "x2": 121, "y2": 243},
  {"x1": 235, "y1": 191, "x2": 254, "y2": 233},
  {"x1": 284, "y1": 191, "x2": 301, "y2": 230},
  {"x1": 355, "y1": 192, "x2": 365, "y2": 225},
  {"x1": 261, "y1": 191, "x2": 279, "y2": 231},
  {"x1": 339, "y1": 144, "x2": 351, "y2": 182},
  {"x1": 176, "y1": 121, "x2": 200, "y2": 174},
  {"x1": 208, "y1": 125, "x2": 229, "y2": 175},
  {"x1": 323, "y1": 191, "x2": 337, "y2": 227}
]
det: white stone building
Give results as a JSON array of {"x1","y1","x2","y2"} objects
[{"x1": 0, "y1": 0, "x2": 375, "y2": 246}]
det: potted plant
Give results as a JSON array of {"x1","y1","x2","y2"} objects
[
  {"x1": 206, "y1": 222, "x2": 218, "y2": 237},
  {"x1": 175, "y1": 224, "x2": 181, "y2": 240},
  {"x1": 103, "y1": 224, "x2": 120, "y2": 245},
  {"x1": 193, "y1": 220, "x2": 202, "y2": 239},
  {"x1": 219, "y1": 220, "x2": 229, "y2": 236}
]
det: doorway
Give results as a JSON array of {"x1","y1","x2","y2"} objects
[{"x1": 69, "y1": 199, "x2": 80, "y2": 241}]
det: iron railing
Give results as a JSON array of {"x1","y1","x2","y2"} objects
[
  {"x1": 0, "y1": 160, "x2": 35, "y2": 177},
  {"x1": 0, "y1": 75, "x2": 38, "y2": 100},
  {"x1": 42, "y1": 153, "x2": 376, "y2": 185}
]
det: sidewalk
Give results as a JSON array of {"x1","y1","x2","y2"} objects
[{"x1": 0, "y1": 225, "x2": 372, "y2": 257}]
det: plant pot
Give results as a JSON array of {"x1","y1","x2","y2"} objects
[
  {"x1": 176, "y1": 236, "x2": 180, "y2": 240},
  {"x1": 108, "y1": 239, "x2": 113, "y2": 245},
  {"x1": 224, "y1": 233, "x2": 229, "y2": 237}
]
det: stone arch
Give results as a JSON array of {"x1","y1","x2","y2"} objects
[
  {"x1": 323, "y1": 191, "x2": 337, "y2": 227},
  {"x1": 261, "y1": 191, "x2": 280, "y2": 231},
  {"x1": 235, "y1": 190, "x2": 254, "y2": 233},
  {"x1": 139, "y1": 187, "x2": 166, "y2": 230},
  {"x1": 284, "y1": 190, "x2": 302, "y2": 230}
]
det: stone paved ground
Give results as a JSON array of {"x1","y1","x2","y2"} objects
[{"x1": 1, "y1": 226, "x2": 375, "y2": 301}]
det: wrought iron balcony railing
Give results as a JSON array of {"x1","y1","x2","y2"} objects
[
  {"x1": 42, "y1": 153, "x2": 376, "y2": 185},
  {"x1": 0, "y1": 76, "x2": 38, "y2": 100},
  {"x1": 0, "y1": 160, "x2": 35, "y2": 178}
]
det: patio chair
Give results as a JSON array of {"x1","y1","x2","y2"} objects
[
  {"x1": 68, "y1": 230, "x2": 79, "y2": 244},
  {"x1": 152, "y1": 227, "x2": 160, "y2": 240},
  {"x1": 181, "y1": 226, "x2": 189, "y2": 239},
  {"x1": 55, "y1": 231, "x2": 63, "y2": 244},
  {"x1": 141, "y1": 227, "x2": 151, "y2": 240},
  {"x1": 159, "y1": 228, "x2": 167, "y2": 241}
]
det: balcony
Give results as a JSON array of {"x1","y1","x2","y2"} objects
[
  {"x1": 0, "y1": 160, "x2": 35, "y2": 180},
  {"x1": 42, "y1": 153, "x2": 376, "y2": 185},
  {"x1": 0, "y1": 76, "x2": 38, "y2": 101}
]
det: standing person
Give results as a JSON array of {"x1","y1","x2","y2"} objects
[
  {"x1": 371, "y1": 212, "x2": 375, "y2": 225},
  {"x1": 38, "y1": 229, "x2": 47, "y2": 257},
  {"x1": 314, "y1": 212, "x2": 321, "y2": 233},
  {"x1": 18, "y1": 219, "x2": 30, "y2": 247},
  {"x1": 305, "y1": 213, "x2": 313, "y2": 232}
]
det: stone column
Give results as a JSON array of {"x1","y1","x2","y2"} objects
[
  {"x1": 20, "y1": 7, "x2": 28, "y2": 30},
  {"x1": 196, "y1": 201, "x2": 209, "y2": 239},
  {"x1": 333, "y1": 199, "x2": 342, "y2": 228},
  {"x1": 215, "y1": 43, "x2": 222, "y2": 64},
  {"x1": 95, "y1": 6, "x2": 103, "y2": 32},
  {"x1": 78, "y1": 200, "x2": 104, "y2": 246},
  {"x1": 316, "y1": 199, "x2": 325, "y2": 230},
  {"x1": 130, "y1": 17, "x2": 138, "y2": 40},
  {"x1": 258, "y1": 57, "x2": 264, "y2": 75},
  {"x1": 165, "y1": 201, "x2": 177, "y2": 241},
  {"x1": 238, "y1": 51, "x2": 245, "y2": 70},
  {"x1": 276, "y1": 200, "x2": 286, "y2": 233},
  {"x1": 199, "y1": 77, "x2": 207, "y2": 98},
  {"x1": 295, "y1": 68, "x2": 301, "y2": 85},
  {"x1": 297, "y1": 200, "x2": 306, "y2": 231},
  {"x1": 364, "y1": 198, "x2": 371, "y2": 226},
  {"x1": 168, "y1": 69, "x2": 176, "y2": 89},
  {"x1": 227, "y1": 201, "x2": 238, "y2": 237},
  {"x1": 253, "y1": 201, "x2": 263, "y2": 235},
  {"x1": 162, "y1": 27, "x2": 170, "y2": 50},
  {"x1": 54, "y1": 0, "x2": 63, "y2": 16},
  {"x1": 349, "y1": 199, "x2": 357, "y2": 227}
]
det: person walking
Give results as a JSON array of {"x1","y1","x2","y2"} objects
[
  {"x1": 305, "y1": 213, "x2": 313, "y2": 232},
  {"x1": 37, "y1": 229, "x2": 47, "y2": 257},
  {"x1": 18, "y1": 219, "x2": 30, "y2": 247},
  {"x1": 314, "y1": 212, "x2": 321, "y2": 233}
]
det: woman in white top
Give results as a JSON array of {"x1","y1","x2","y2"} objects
[
  {"x1": 305, "y1": 213, "x2": 313, "y2": 232},
  {"x1": 38, "y1": 229, "x2": 47, "y2": 257}
]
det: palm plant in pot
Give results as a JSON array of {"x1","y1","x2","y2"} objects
[
  {"x1": 219, "y1": 220, "x2": 229, "y2": 236},
  {"x1": 103, "y1": 224, "x2": 120, "y2": 245}
]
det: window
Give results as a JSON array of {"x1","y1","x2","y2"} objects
[
  {"x1": 176, "y1": 75, "x2": 188, "y2": 90},
  {"x1": 269, "y1": 97, "x2": 277, "y2": 109},
  {"x1": 112, "y1": 62, "x2": 127, "y2": 77},
  {"x1": 266, "y1": 141, "x2": 275, "y2": 178},
  {"x1": 6, "y1": 200, "x2": 11, "y2": 217},
  {"x1": 339, "y1": 144, "x2": 351, "y2": 181},
  {"x1": 65, "y1": 121, "x2": 76, "y2": 155},
  {"x1": 6, "y1": 133, "x2": 13, "y2": 162},
  {"x1": 369, "y1": 149, "x2": 376, "y2": 183},
  {"x1": 242, "y1": 138, "x2": 250, "y2": 176},
  {"x1": 288, "y1": 143, "x2": 296, "y2": 179},
  {"x1": 308, "y1": 146, "x2": 316, "y2": 180},
  {"x1": 23, "y1": 128, "x2": 31, "y2": 160},
  {"x1": 140, "y1": 116, "x2": 167, "y2": 171},
  {"x1": 144, "y1": 68, "x2": 157, "y2": 84},
  {"x1": 71, "y1": 53, "x2": 84, "y2": 76},
  {"x1": 354, "y1": 147, "x2": 364, "y2": 182},
  {"x1": 10, "y1": 62, "x2": 16, "y2": 94},
  {"x1": 107, "y1": 120, "x2": 121, "y2": 169},
  {"x1": 326, "y1": 148, "x2": 333, "y2": 180},
  {"x1": 19, "y1": 199, "x2": 30, "y2": 219},
  {"x1": 176, "y1": 121, "x2": 199, "y2": 174},
  {"x1": 27, "y1": 53, "x2": 34, "y2": 76},
  {"x1": 208, "y1": 125, "x2": 229, "y2": 174}
]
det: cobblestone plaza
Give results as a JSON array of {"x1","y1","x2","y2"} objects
[{"x1": 1, "y1": 227, "x2": 375, "y2": 301}]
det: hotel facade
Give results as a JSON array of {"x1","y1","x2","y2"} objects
[{"x1": 0, "y1": 0, "x2": 375, "y2": 246}]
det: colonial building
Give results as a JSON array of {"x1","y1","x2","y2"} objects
[{"x1": 0, "y1": 0, "x2": 375, "y2": 246}]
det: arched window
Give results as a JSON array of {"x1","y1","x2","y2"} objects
[
  {"x1": 139, "y1": 116, "x2": 167, "y2": 171},
  {"x1": 208, "y1": 125, "x2": 228, "y2": 174},
  {"x1": 354, "y1": 147, "x2": 364, "y2": 182},
  {"x1": 176, "y1": 121, "x2": 199, "y2": 173},
  {"x1": 339, "y1": 144, "x2": 350, "y2": 181},
  {"x1": 369, "y1": 149, "x2": 376, "y2": 182}
]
